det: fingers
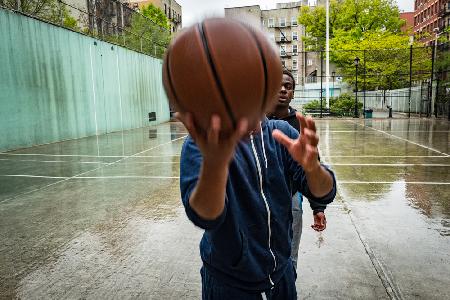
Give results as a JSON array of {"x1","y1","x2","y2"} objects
[
  {"x1": 207, "y1": 115, "x2": 220, "y2": 144},
  {"x1": 296, "y1": 113, "x2": 307, "y2": 136},
  {"x1": 305, "y1": 116, "x2": 317, "y2": 133},
  {"x1": 176, "y1": 112, "x2": 199, "y2": 141},
  {"x1": 272, "y1": 129, "x2": 294, "y2": 150},
  {"x1": 230, "y1": 118, "x2": 249, "y2": 142}
]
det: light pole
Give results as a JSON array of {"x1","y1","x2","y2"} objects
[
  {"x1": 332, "y1": 71, "x2": 335, "y2": 97},
  {"x1": 354, "y1": 57, "x2": 360, "y2": 118}
]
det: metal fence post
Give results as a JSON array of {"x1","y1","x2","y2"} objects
[
  {"x1": 363, "y1": 50, "x2": 366, "y2": 117},
  {"x1": 16, "y1": 0, "x2": 20, "y2": 11},
  {"x1": 320, "y1": 50, "x2": 323, "y2": 118},
  {"x1": 408, "y1": 45, "x2": 413, "y2": 118}
]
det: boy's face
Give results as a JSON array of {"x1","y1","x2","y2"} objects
[{"x1": 277, "y1": 74, "x2": 295, "y2": 108}]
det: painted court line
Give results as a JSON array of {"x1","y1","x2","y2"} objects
[
  {"x1": 0, "y1": 153, "x2": 181, "y2": 158},
  {"x1": 331, "y1": 163, "x2": 450, "y2": 167},
  {"x1": 339, "y1": 181, "x2": 450, "y2": 185},
  {"x1": 0, "y1": 158, "x2": 178, "y2": 165},
  {"x1": 1, "y1": 175, "x2": 447, "y2": 185},
  {"x1": 347, "y1": 120, "x2": 450, "y2": 157},
  {"x1": 322, "y1": 130, "x2": 450, "y2": 133},
  {"x1": 321, "y1": 155, "x2": 448, "y2": 158},
  {"x1": 0, "y1": 158, "x2": 108, "y2": 164},
  {"x1": 0, "y1": 135, "x2": 187, "y2": 204},
  {"x1": 0, "y1": 175, "x2": 178, "y2": 179}
]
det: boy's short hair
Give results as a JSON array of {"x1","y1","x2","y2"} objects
[{"x1": 283, "y1": 69, "x2": 296, "y2": 90}]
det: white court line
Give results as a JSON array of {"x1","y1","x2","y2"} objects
[
  {"x1": 0, "y1": 175, "x2": 178, "y2": 179},
  {"x1": 0, "y1": 135, "x2": 187, "y2": 204},
  {"x1": 321, "y1": 155, "x2": 448, "y2": 158},
  {"x1": 321, "y1": 130, "x2": 450, "y2": 133},
  {"x1": 0, "y1": 153, "x2": 181, "y2": 158},
  {"x1": 347, "y1": 120, "x2": 450, "y2": 157},
  {"x1": 0, "y1": 158, "x2": 108, "y2": 164},
  {"x1": 0, "y1": 158, "x2": 178, "y2": 165},
  {"x1": 331, "y1": 163, "x2": 450, "y2": 167},
  {"x1": 339, "y1": 181, "x2": 450, "y2": 185}
]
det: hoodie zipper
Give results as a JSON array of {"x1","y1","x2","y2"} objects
[{"x1": 250, "y1": 133, "x2": 277, "y2": 287}]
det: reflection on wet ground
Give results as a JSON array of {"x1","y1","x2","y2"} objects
[{"x1": 0, "y1": 119, "x2": 449, "y2": 298}]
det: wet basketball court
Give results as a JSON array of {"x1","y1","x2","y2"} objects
[{"x1": 0, "y1": 118, "x2": 449, "y2": 299}]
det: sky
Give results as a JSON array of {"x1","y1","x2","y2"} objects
[{"x1": 177, "y1": 0, "x2": 414, "y2": 27}]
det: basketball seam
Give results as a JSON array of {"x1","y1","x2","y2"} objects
[
  {"x1": 165, "y1": 48, "x2": 185, "y2": 112},
  {"x1": 197, "y1": 22, "x2": 237, "y2": 129},
  {"x1": 241, "y1": 24, "x2": 269, "y2": 112}
]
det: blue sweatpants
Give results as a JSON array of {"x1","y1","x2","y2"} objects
[{"x1": 200, "y1": 262, "x2": 297, "y2": 300}]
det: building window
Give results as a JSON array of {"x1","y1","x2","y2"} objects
[
  {"x1": 280, "y1": 45, "x2": 286, "y2": 56},
  {"x1": 262, "y1": 20, "x2": 265, "y2": 26},
  {"x1": 295, "y1": 73, "x2": 299, "y2": 85},
  {"x1": 307, "y1": 59, "x2": 313, "y2": 66},
  {"x1": 292, "y1": 31, "x2": 298, "y2": 41},
  {"x1": 292, "y1": 59, "x2": 298, "y2": 70},
  {"x1": 279, "y1": 18, "x2": 286, "y2": 27},
  {"x1": 282, "y1": 60, "x2": 286, "y2": 67},
  {"x1": 269, "y1": 32, "x2": 275, "y2": 41},
  {"x1": 292, "y1": 44, "x2": 298, "y2": 54},
  {"x1": 164, "y1": 4, "x2": 167, "y2": 16},
  {"x1": 291, "y1": 16, "x2": 298, "y2": 26},
  {"x1": 169, "y1": 8, "x2": 171, "y2": 18},
  {"x1": 268, "y1": 18, "x2": 274, "y2": 27},
  {"x1": 280, "y1": 32, "x2": 286, "y2": 41}
]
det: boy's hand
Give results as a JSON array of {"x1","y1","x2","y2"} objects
[
  {"x1": 176, "y1": 112, "x2": 248, "y2": 168},
  {"x1": 272, "y1": 113, "x2": 320, "y2": 173},
  {"x1": 311, "y1": 212, "x2": 327, "y2": 231}
]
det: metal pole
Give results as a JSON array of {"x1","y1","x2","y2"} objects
[
  {"x1": 430, "y1": 40, "x2": 436, "y2": 117},
  {"x1": 16, "y1": 0, "x2": 20, "y2": 11},
  {"x1": 325, "y1": 0, "x2": 330, "y2": 109},
  {"x1": 320, "y1": 50, "x2": 323, "y2": 118},
  {"x1": 354, "y1": 64, "x2": 358, "y2": 118},
  {"x1": 140, "y1": 38, "x2": 143, "y2": 52},
  {"x1": 408, "y1": 45, "x2": 413, "y2": 118},
  {"x1": 363, "y1": 50, "x2": 366, "y2": 118}
]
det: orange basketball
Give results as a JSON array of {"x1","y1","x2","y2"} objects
[{"x1": 163, "y1": 18, "x2": 282, "y2": 135}]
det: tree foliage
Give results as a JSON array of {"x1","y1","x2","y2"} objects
[
  {"x1": 124, "y1": 3, "x2": 171, "y2": 57},
  {"x1": 299, "y1": 0, "x2": 431, "y2": 91},
  {"x1": 299, "y1": 0, "x2": 405, "y2": 51}
]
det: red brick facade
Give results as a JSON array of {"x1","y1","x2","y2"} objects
[{"x1": 414, "y1": 0, "x2": 450, "y2": 44}]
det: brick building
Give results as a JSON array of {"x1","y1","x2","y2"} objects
[
  {"x1": 127, "y1": 0, "x2": 182, "y2": 33},
  {"x1": 414, "y1": 0, "x2": 450, "y2": 44}
]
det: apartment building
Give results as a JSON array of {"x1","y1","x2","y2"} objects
[
  {"x1": 128, "y1": 0, "x2": 182, "y2": 32},
  {"x1": 225, "y1": 2, "x2": 308, "y2": 88},
  {"x1": 413, "y1": 0, "x2": 450, "y2": 44}
]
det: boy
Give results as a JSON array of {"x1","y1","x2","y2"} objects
[
  {"x1": 267, "y1": 70, "x2": 328, "y2": 269},
  {"x1": 177, "y1": 98, "x2": 336, "y2": 299}
]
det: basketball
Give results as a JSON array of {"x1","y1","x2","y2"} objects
[{"x1": 163, "y1": 18, "x2": 282, "y2": 135}]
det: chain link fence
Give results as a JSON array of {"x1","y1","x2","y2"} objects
[
  {"x1": 1, "y1": 0, "x2": 169, "y2": 57},
  {"x1": 295, "y1": 44, "x2": 450, "y2": 120}
]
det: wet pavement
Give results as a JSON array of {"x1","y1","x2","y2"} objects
[{"x1": 0, "y1": 118, "x2": 449, "y2": 299}]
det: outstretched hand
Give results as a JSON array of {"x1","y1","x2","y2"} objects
[
  {"x1": 272, "y1": 113, "x2": 320, "y2": 173},
  {"x1": 176, "y1": 112, "x2": 248, "y2": 168}
]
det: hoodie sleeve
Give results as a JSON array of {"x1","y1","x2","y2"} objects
[
  {"x1": 180, "y1": 137, "x2": 228, "y2": 230},
  {"x1": 278, "y1": 123, "x2": 337, "y2": 207}
]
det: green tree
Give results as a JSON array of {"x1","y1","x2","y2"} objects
[
  {"x1": 299, "y1": 0, "x2": 405, "y2": 51},
  {"x1": 299, "y1": 0, "x2": 431, "y2": 92},
  {"x1": 124, "y1": 4, "x2": 171, "y2": 57}
]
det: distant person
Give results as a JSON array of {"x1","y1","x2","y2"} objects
[{"x1": 267, "y1": 70, "x2": 328, "y2": 270}]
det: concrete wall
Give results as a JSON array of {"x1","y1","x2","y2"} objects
[{"x1": 0, "y1": 8, "x2": 169, "y2": 152}]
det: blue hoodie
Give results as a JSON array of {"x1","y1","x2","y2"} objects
[{"x1": 180, "y1": 118, "x2": 336, "y2": 291}]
